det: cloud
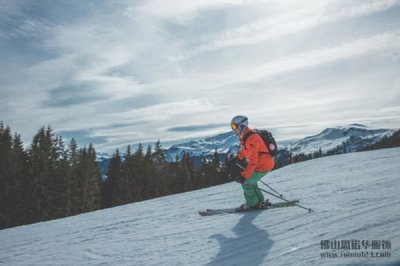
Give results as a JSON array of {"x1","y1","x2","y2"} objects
[
  {"x1": 115, "y1": 98, "x2": 226, "y2": 122},
  {"x1": 132, "y1": 0, "x2": 247, "y2": 22},
  {"x1": 175, "y1": 0, "x2": 400, "y2": 61},
  {"x1": 57, "y1": 129, "x2": 109, "y2": 146},
  {"x1": 198, "y1": 32, "x2": 400, "y2": 86},
  {"x1": 166, "y1": 123, "x2": 226, "y2": 132},
  {"x1": 110, "y1": 94, "x2": 162, "y2": 110},
  {"x1": 43, "y1": 83, "x2": 106, "y2": 108}
]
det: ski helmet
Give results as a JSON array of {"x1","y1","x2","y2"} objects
[{"x1": 230, "y1": 115, "x2": 248, "y2": 133}]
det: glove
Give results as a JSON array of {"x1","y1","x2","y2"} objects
[{"x1": 235, "y1": 175, "x2": 246, "y2": 184}]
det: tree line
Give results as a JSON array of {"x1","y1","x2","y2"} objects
[
  {"x1": 0, "y1": 123, "x2": 237, "y2": 229},
  {"x1": 102, "y1": 143, "x2": 236, "y2": 208},
  {"x1": 0, "y1": 123, "x2": 103, "y2": 229},
  {"x1": 360, "y1": 130, "x2": 400, "y2": 151}
]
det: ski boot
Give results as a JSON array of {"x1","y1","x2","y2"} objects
[{"x1": 237, "y1": 203, "x2": 250, "y2": 212}]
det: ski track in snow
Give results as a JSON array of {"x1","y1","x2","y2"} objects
[{"x1": 1, "y1": 148, "x2": 400, "y2": 266}]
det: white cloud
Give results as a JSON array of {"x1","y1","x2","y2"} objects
[
  {"x1": 236, "y1": 32, "x2": 400, "y2": 82},
  {"x1": 132, "y1": 0, "x2": 250, "y2": 22},
  {"x1": 114, "y1": 98, "x2": 226, "y2": 122},
  {"x1": 174, "y1": 0, "x2": 400, "y2": 60},
  {"x1": 165, "y1": 32, "x2": 400, "y2": 91}
]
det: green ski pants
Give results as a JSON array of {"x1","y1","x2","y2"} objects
[{"x1": 242, "y1": 171, "x2": 268, "y2": 207}]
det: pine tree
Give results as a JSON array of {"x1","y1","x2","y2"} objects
[
  {"x1": 103, "y1": 149, "x2": 124, "y2": 207},
  {"x1": 122, "y1": 145, "x2": 136, "y2": 203},
  {"x1": 153, "y1": 140, "x2": 166, "y2": 164},
  {"x1": 11, "y1": 133, "x2": 30, "y2": 226},
  {"x1": 153, "y1": 140, "x2": 168, "y2": 196},
  {"x1": 0, "y1": 123, "x2": 12, "y2": 227},
  {"x1": 133, "y1": 143, "x2": 145, "y2": 201},
  {"x1": 182, "y1": 153, "x2": 194, "y2": 191},
  {"x1": 66, "y1": 138, "x2": 79, "y2": 216},
  {"x1": 28, "y1": 126, "x2": 60, "y2": 221},
  {"x1": 167, "y1": 160, "x2": 182, "y2": 194},
  {"x1": 51, "y1": 136, "x2": 69, "y2": 219},
  {"x1": 0, "y1": 123, "x2": 19, "y2": 228},
  {"x1": 143, "y1": 145, "x2": 156, "y2": 199},
  {"x1": 79, "y1": 144, "x2": 102, "y2": 212}
]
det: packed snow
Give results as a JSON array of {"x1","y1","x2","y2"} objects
[{"x1": 1, "y1": 148, "x2": 400, "y2": 266}]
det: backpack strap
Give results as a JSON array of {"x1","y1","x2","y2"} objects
[
  {"x1": 242, "y1": 130, "x2": 270, "y2": 155},
  {"x1": 242, "y1": 131, "x2": 255, "y2": 146}
]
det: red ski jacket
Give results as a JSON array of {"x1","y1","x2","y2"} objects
[{"x1": 237, "y1": 128, "x2": 275, "y2": 178}]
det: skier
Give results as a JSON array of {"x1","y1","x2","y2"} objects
[{"x1": 230, "y1": 115, "x2": 275, "y2": 211}]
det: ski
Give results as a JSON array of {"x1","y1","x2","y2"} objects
[{"x1": 198, "y1": 200, "x2": 300, "y2": 216}]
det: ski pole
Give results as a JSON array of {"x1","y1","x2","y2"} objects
[
  {"x1": 259, "y1": 180, "x2": 283, "y2": 197},
  {"x1": 234, "y1": 162, "x2": 283, "y2": 197},
  {"x1": 245, "y1": 183, "x2": 314, "y2": 213}
]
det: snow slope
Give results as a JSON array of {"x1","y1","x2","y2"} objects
[{"x1": 1, "y1": 148, "x2": 400, "y2": 266}]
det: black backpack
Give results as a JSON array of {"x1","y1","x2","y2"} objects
[{"x1": 242, "y1": 129, "x2": 278, "y2": 156}]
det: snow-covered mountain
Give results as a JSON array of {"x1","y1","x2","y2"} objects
[
  {"x1": 95, "y1": 152, "x2": 111, "y2": 162},
  {"x1": 287, "y1": 123, "x2": 396, "y2": 156},
  {"x1": 164, "y1": 124, "x2": 396, "y2": 160},
  {"x1": 165, "y1": 131, "x2": 239, "y2": 161},
  {"x1": 2, "y1": 148, "x2": 400, "y2": 265}
]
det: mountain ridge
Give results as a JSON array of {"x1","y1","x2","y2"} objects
[
  {"x1": 96, "y1": 124, "x2": 397, "y2": 176},
  {"x1": 164, "y1": 123, "x2": 396, "y2": 160}
]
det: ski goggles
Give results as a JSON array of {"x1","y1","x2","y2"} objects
[{"x1": 231, "y1": 123, "x2": 238, "y2": 131}]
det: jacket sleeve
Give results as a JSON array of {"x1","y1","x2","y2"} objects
[{"x1": 241, "y1": 135, "x2": 260, "y2": 178}]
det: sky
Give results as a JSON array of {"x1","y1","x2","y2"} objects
[{"x1": 1, "y1": 0, "x2": 400, "y2": 153}]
